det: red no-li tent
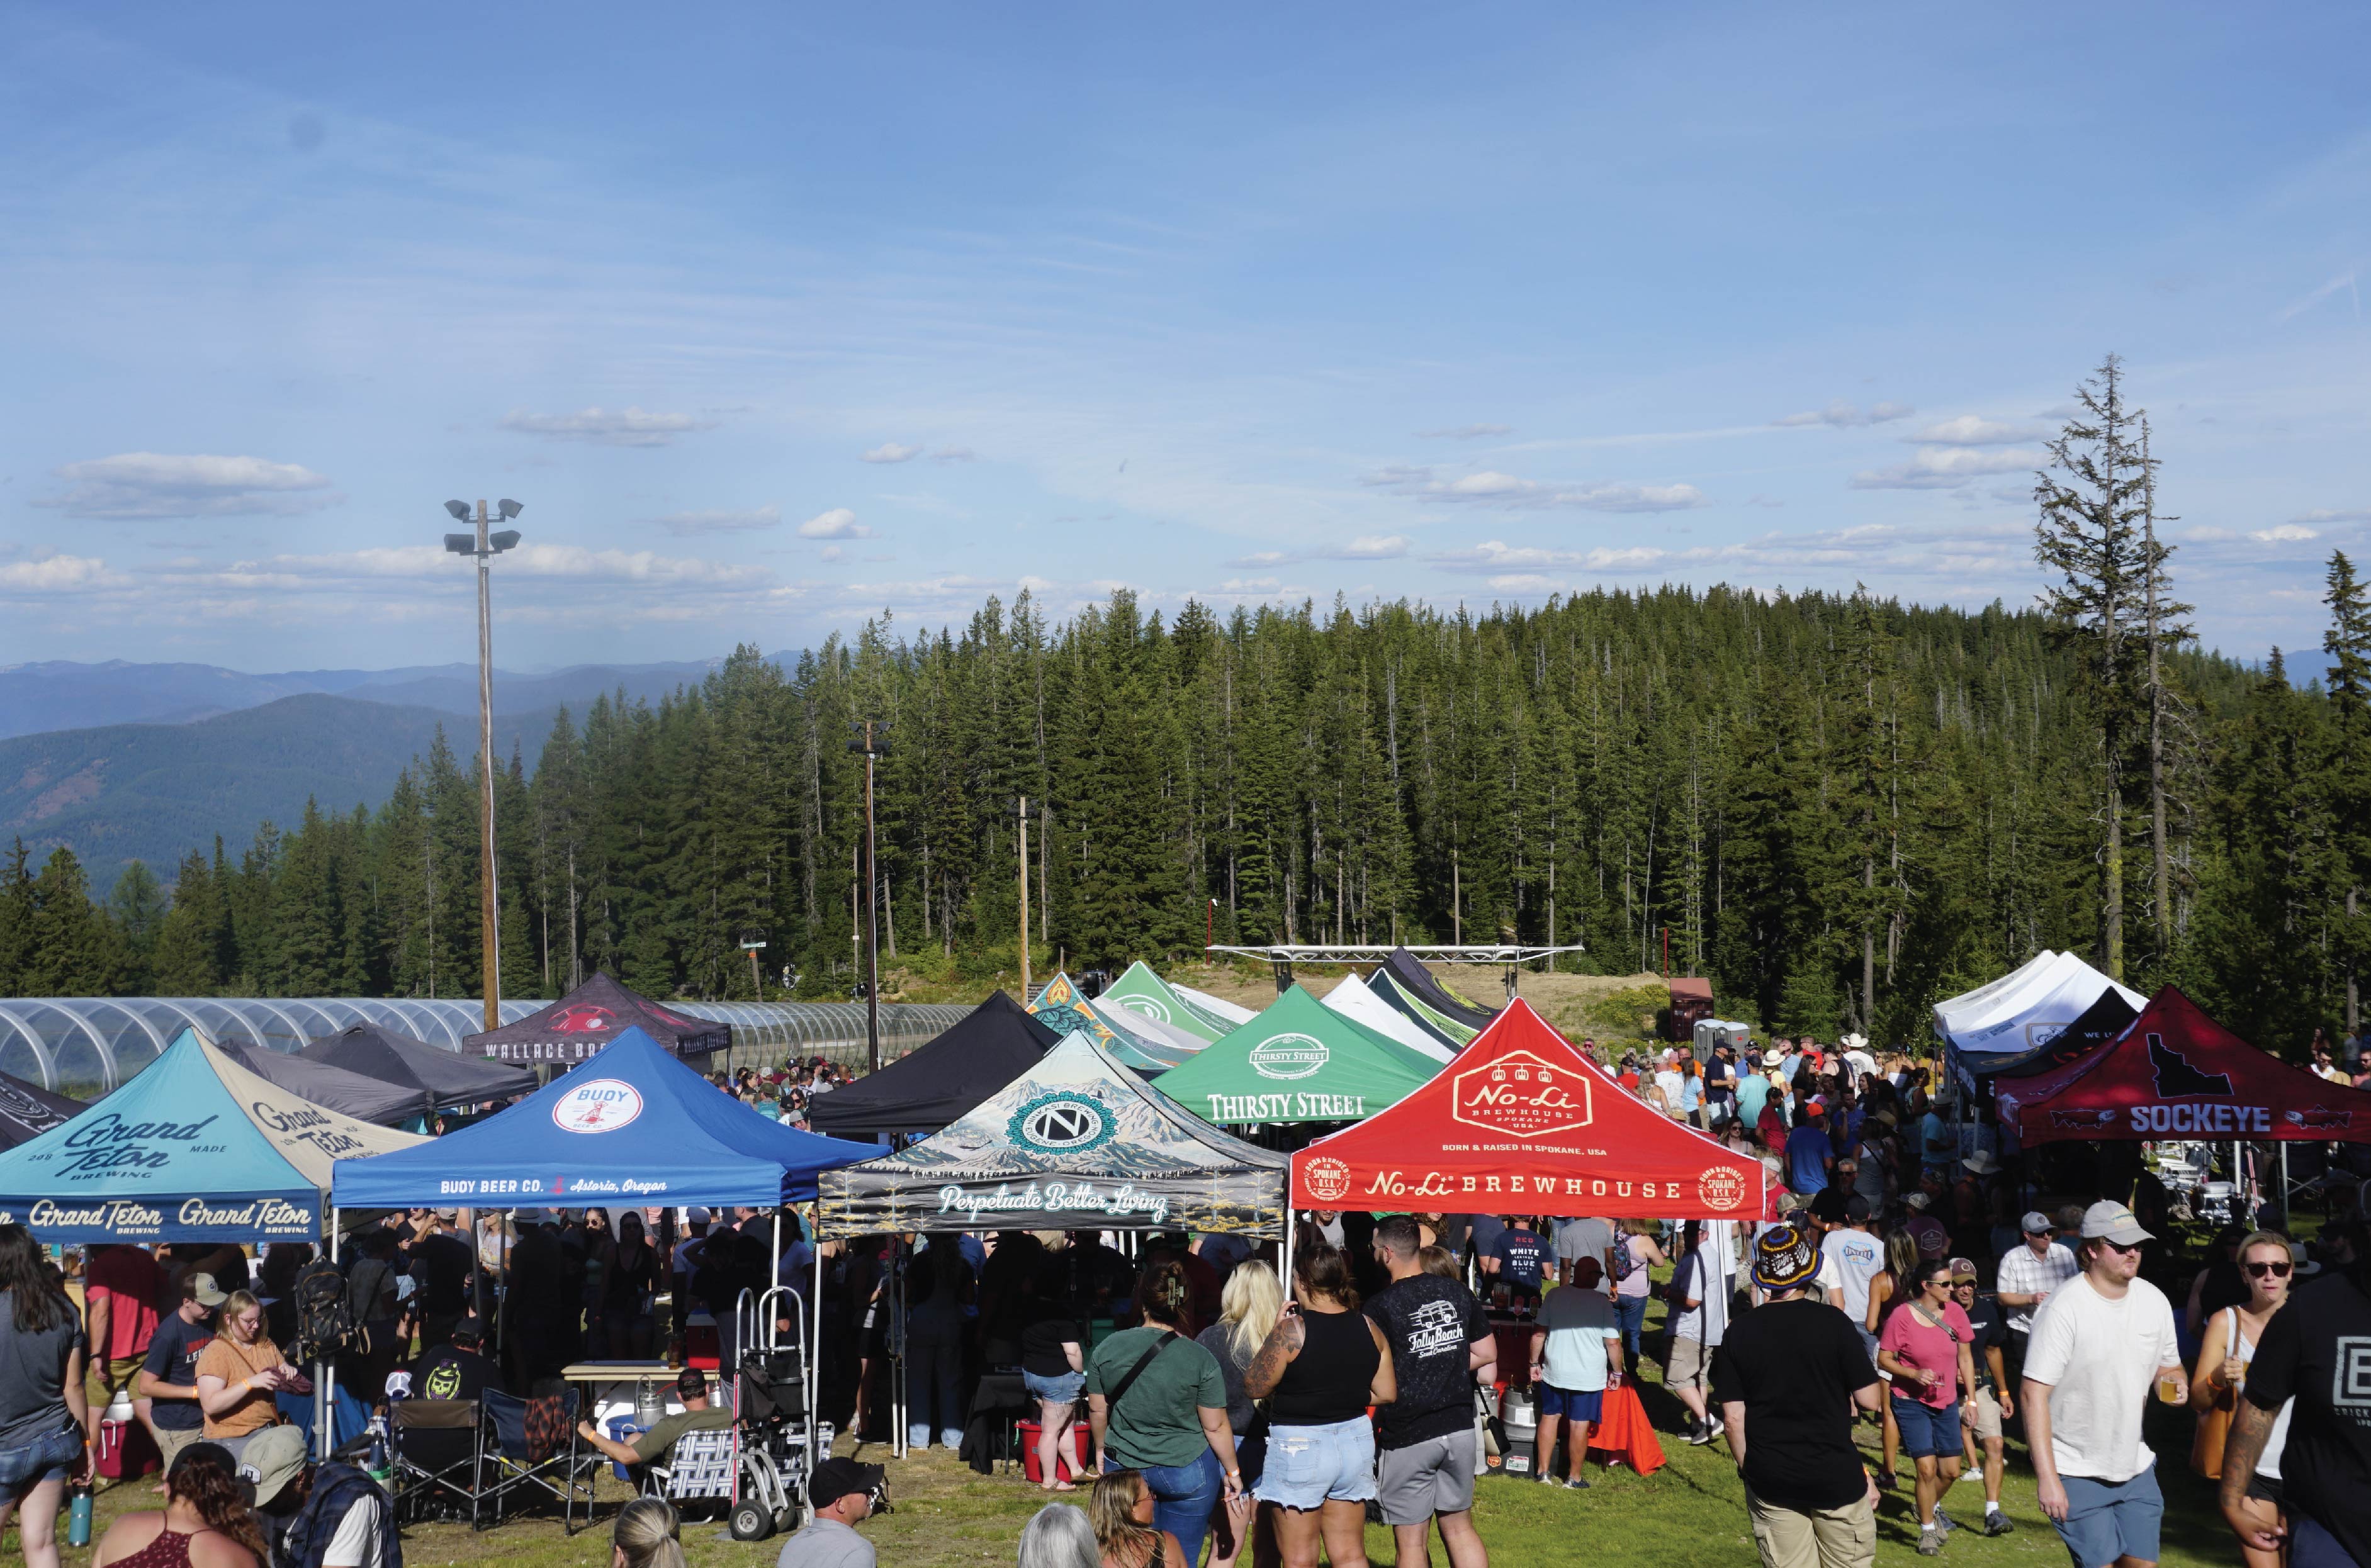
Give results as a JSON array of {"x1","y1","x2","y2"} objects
[
  {"x1": 1289, "y1": 999, "x2": 1769, "y2": 1219},
  {"x1": 1998, "y1": 984, "x2": 2371, "y2": 1145}
]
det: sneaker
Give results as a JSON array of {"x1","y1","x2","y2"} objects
[
  {"x1": 1686, "y1": 1420, "x2": 1717, "y2": 1445},
  {"x1": 1933, "y1": 1507, "x2": 1957, "y2": 1537},
  {"x1": 1917, "y1": 1532, "x2": 1943, "y2": 1557},
  {"x1": 1537, "y1": 1470, "x2": 1560, "y2": 1484},
  {"x1": 1563, "y1": 1476, "x2": 1591, "y2": 1490},
  {"x1": 1982, "y1": 1513, "x2": 2015, "y2": 1537}
]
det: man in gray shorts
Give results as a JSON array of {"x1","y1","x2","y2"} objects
[{"x1": 1364, "y1": 1216, "x2": 1496, "y2": 1567}]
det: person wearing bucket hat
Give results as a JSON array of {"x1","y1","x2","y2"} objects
[
  {"x1": 1713, "y1": 1221, "x2": 1883, "y2": 1568},
  {"x1": 2022, "y1": 1202, "x2": 2183, "y2": 1568}
]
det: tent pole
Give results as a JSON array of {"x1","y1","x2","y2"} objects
[
  {"x1": 812, "y1": 1231, "x2": 824, "y2": 1468},
  {"x1": 2279, "y1": 1143, "x2": 2290, "y2": 1229},
  {"x1": 892, "y1": 1237, "x2": 908, "y2": 1459},
  {"x1": 1282, "y1": 1212, "x2": 1295, "y2": 1297},
  {"x1": 320, "y1": 1212, "x2": 339, "y2": 1462}
]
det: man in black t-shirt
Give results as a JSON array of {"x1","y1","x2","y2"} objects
[
  {"x1": 1366, "y1": 1216, "x2": 1495, "y2": 1568},
  {"x1": 138, "y1": 1271, "x2": 223, "y2": 1469},
  {"x1": 2223, "y1": 1220, "x2": 2371, "y2": 1568},
  {"x1": 1949, "y1": 1258, "x2": 2015, "y2": 1536},
  {"x1": 1712, "y1": 1221, "x2": 1883, "y2": 1568},
  {"x1": 403, "y1": 1315, "x2": 504, "y2": 1404},
  {"x1": 404, "y1": 1211, "x2": 476, "y2": 1354}
]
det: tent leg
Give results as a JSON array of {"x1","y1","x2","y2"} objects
[
  {"x1": 812, "y1": 1235, "x2": 825, "y2": 1469},
  {"x1": 891, "y1": 1238, "x2": 908, "y2": 1459},
  {"x1": 1282, "y1": 1215, "x2": 1295, "y2": 1297},
  {"x1": 320, "y1": 1213, "x2": 339, "y2": 1462},
  {"x1": 2280, "y1": 1143, "x2": 2290, "y2": 1230}
]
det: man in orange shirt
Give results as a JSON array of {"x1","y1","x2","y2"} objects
[{"x1": 83, "y1": 1243, "x2": 164, "y2": 1445}]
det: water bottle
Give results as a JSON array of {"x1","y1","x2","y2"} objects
[
  {"x1": 67, "y1": 1484, "x2": 93, "y2": 1547},
  {"x1": 365, "y1": 1425, "x2": 393, "y2": 1492}
]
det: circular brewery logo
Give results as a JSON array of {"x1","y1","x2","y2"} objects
[
  {"x1": 1696, "y1": 1165, "x2": 1747, "y2": 1212},
  {"x1": 549, "y1": 1004, "x2": 618, "y2": 1034},
  {"x1": 1249, "y1": 1032, "x2": 1329, "y2": 1080},
  {"x1": 552, "y1": 1078, "x2": 643, "y2": 1133},
  {"x1": 1302, "y1": 1156, "x2": 1353, "y2": 1204},
  {"x1": 1119, "y1": 996, "x2": 1173, "y2": 1024},
  {"x1": 1008, "y1": 1091, "x2": 1115, "y2": 1155}
]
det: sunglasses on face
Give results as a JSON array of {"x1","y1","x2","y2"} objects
[
  {"x1": 2244, "y1": 1260, "x2": 2292, "y2": 1278},
  {"x1": 2097, "y1": 1238, "x2": 2142, "y2": 1255}
]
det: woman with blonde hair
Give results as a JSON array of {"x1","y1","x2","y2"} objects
[
  {"x1": 610, "y1": 1496, "x2": 685, "y2": 1568},
  {"x1": 2191, "y1": 1231, "x2": 2296, "y2": 1568},
  {"x1": 1090, "y1": 1470, "x2": 1252, "y2": 1568},
  {"x1": 193, "y1": 1291, "x2": 306, "y2": 1455}
]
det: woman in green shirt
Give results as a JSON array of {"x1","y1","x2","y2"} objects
[{"x1": 1087, "y1": 1262, "x2": 1240, "y2": 1568}]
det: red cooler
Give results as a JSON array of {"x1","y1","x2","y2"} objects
[{"x1": 1016, "y1": 1420, "x2": 1093, "y2": 1484}]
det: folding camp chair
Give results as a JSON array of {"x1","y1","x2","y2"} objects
[
  {"x1": 475, "y1": 1387, "x2": 599, "y2": 1533},
  {"x1": 645, "y1": 1423, "x2": 738, "y2": 1513},
  {"x1": 391, "y1": 1399, "x2": 479, "y2": 1523}
]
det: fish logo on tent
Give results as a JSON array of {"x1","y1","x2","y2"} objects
[
  {"x1": 1248, "y1": 1033, "x2": 1330, "y2": 1081},
  {"x1": 2147, "y1": 1035, "x2": 2234, "y2": 1099},
  {"x1": 551, "y1": 1005, "x2": 619, "y2": 1034},
  {"x1": 1452, "y1": 1050, "x2": 1592, "y2": 1138},
  {"x1": 553, "y1": 1079, "x2": 645, "y2": 1133}
]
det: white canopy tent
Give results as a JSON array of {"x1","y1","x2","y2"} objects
[{"x1": 1319, "y1": 973, "x2": 1455, "y2": 1063}]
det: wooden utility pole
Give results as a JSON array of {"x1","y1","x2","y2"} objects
[
  {"x1": 1018, "y1": 795, "x2": 1031, "y2": 997},
  {"x1": 2142, "y1": 420, "x2": 2172, "y2": 955},
  {"x1": 848, "y1": 720, "x2": 889, "y2": 1072}
]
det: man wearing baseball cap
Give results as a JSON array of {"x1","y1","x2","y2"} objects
[
  {"x1": 1995, "y1": 1211, "x2": 2077, "y2": 1412},
  {"x1": 775, "y1": 1456, "x2": 887, "y2": 1568},
  {"x1": 1712, "y1": 1222, "x2": 1884, "y2": 1568},
  {"x1": 2022, "y1": 1202, "x2": 2183, "y2": 1568},
  {"x1": 138, "y1": 1271, "x2": 226, "y2": 1469}
]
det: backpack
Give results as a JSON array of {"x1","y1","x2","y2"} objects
[
  {"x1": 291, "y1": 1258, "x2": 361, "y2": 1362},
  {"x1": 1609, "y1": 1233, "x2": 1638, "y2": 1286}
]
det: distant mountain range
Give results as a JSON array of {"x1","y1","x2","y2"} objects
[{"x1": 0, "y1": 657, "x2": 728, "y2": 888}]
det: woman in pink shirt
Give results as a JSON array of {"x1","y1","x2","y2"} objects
[{"x1": 1878, "y1": 1258, "x2": 1977, "y2": 1555}]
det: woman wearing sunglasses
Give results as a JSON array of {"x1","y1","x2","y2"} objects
[
  {"x1": 1878, "y1": 1259, "x2": 1976, "y2": 1555},
  {"x1": 2189, "y1": 1231, "x2": 2295, "y2": 1568}
]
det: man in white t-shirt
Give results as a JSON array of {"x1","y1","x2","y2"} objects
[
  {"x1": 1820, "y1": 1197, "x2": 1885, "y2": 1353},
  {"x1": 1665, "y1": 1220, "x2": 1731, "y2": 1445},
  {"x1": 1528, "y1": 1257, "x2": 1622, "y2": 1489},
  {"x1": 2020, "y1": 1201, "x2": 2184, "y2": 1568}
]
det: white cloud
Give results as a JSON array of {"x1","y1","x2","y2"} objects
[
  {"x1": 498, "y1": 406, "x2": 712, "y2": 446},
  {"x1": 1428, "y1": 540, "x2": 1673, "y2": 574},
  {"x1": 2297, "y1": 508, "x2": 2371, "y2": 524},
  {"x1": 860, "y1": 442, "x2": 921, "y2": 464},
  {"x1": 654, "y1": 505, "x2": 781, "y2": 536},
  {"x1": 933, "y1": 447, "x2": 978, "y2": 462},
  {"x1": 213, "y1": 543, "x2": 769, "y2": 588},
  {"x1": 1772, "y1": 400, "x2": 1915, "y2": 428},
  {"x1": 0, "y1": 554, "x2": 116, "y2": 591},
  {"x1": 1220, "y1": 576, "x2": 1284, "y2": 593},
  {"x1": 1416, "y1": 423, "x2": 1512, "y2": 440},
  {"x1": 33, "y1": 452, "x2": 336, "y2": 518},
  {"x1": 1226, "y1": 534, "x2": 1412, "y2": 568},
  {"x1": 1850, "y1": 446, "x2": 2044, "y2": 490},
  {"x1": 1366, "y1": 465, "x2": 1705, "y2": 512},
  {"x1": 797, "y1": 508, "x2": 871, "y2": 540},
  {"x1": 2183, "y1": 526, "x2": 2238, "y2": 542},
  {"x1": 2251, "y1": 524, "x2": 2321, "y2": 544},
  {"x1": 1910, "y1": 415, "x2": 2049, "y2": 445}
]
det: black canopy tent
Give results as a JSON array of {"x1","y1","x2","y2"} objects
[
  {"x1": 298, "y1": 1022, "x2": 538, "y2": 1114},
  {"x1": 806, "y1": 991, "x2": 1058, "y2": 1140},
  {"x1": 463, "y1": 972, "x2": 729, "y2": 1066},
  {"x1": 0, "y1": 1070, "x2": 81, "y2": 1151},
  {"x1": 1971, "y1": 987, "x2": 2142, "y2": 1089},
  {"x1": 1379, "y1": 947, "x2": 1499, "y2": 1031},
  {"x1": 217, "y1": 1041, "x2": 429, "y2": 1125}
]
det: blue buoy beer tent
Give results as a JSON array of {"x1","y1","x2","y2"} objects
[
  {"x1": 331, "y1": 1026, "x2": 878, "y2": 1209},
  {"x1": 0, "y1": 1029, "x2": 424, "y2": 1243}
]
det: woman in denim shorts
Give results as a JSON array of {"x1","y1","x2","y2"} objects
[
  {"x1": 1020, "y1": 1280, "x2": 1088, "y2": 1491},
  {"x1": 1246, "y1": 1243, "x2": 1397, "y2": 1568},
  {"x1": 0, "y1": 1225, "x2": 94, "y2": 1568}
]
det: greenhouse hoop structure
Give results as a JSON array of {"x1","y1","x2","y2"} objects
[{"x1": 0, "y1": 996, "x2": 976, "y2": 1099}]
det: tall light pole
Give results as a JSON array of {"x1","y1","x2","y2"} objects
[
  {"x1": 444, "y1": 499, "x2": 522, "y2": 1032},
  {"x1": 848, "y1": 720, "x2": 889, "y2": 1072}
]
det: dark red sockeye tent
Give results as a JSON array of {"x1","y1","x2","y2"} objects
[
  {"x1": 1998, "y1": 984, "x2": 2371, "y2": 1144},
  {"x1": 1288, "y1": 999, "x2": 1769, "y2": 1219},
  {"x1": 463, "y1": 971, "x2": 729, "y2": 1067}
]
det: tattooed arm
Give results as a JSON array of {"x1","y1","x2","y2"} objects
[
  {"x1": 2218, "y1": 1399, "x2": 2285, "y2": 1552},
  {"x1": 1242, "y1": 1308, "x2": 1307, "y2": 1401}
]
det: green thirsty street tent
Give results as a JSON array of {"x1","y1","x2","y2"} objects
[
  {"x1": 1100, "y1": 961, "x2": 1232, "y2": 1044},
  {"x1": 1152, "y1": 984, "x2": 1442, "y2": 1126}
]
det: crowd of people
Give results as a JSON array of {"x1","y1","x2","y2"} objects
[{"x1": 6, "y1": 1035, "x2": 2371, "y2": 1568}]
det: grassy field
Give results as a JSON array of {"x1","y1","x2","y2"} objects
[{"x1": 22, "y1": 1367, "x2": 2235, "y2": 1568}]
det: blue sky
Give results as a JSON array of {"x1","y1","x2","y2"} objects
[{"x1": 3, "y1": 4, "x2": 2367, "y2": 672}]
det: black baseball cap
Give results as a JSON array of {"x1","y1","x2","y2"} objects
[{"x1": 810, "y1": 1457, "x2": 884, "y2": 1508}]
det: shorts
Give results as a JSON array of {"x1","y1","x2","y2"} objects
[
  {"x1": 2243, "y1": 1472, "x2": 2281, "y2": 1505},
  {"x1": 0, "y1": 1424, "x2": 82, "y2": 1499},
  {"x1": 1889, "y1": 1395, "x2": 1962, "y2": 1460},
  {"x1": 1376, "y1": 1431, "x2": 1478, "y2": 1526},
  {"x1": 1965, "y1": 1386, "x2": 2002, "y2": 1443},
  {"x1": 1023, "y1": 1369, "x2": 1085, "y2": 1404},
  {"x1": 150, "y1": 1425, "x2": 205, "y2": 1470},
  {"x1": 2051, "y1": 1467, "x2": 2163, "y2": 1568},
  {"x1": 87, "y1": 1353, "x2": 147, "y2": 1407},
  {"x1": 1256, "y1": 1416, "x2": 1377, "y2": 1509},
  {"x1": 1667, "y1": 1336, "x2": 1713, "y2": 1388},
  {"x1": 1536, "y1": 1385, "x2": 1604, "y2": 1423}
]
